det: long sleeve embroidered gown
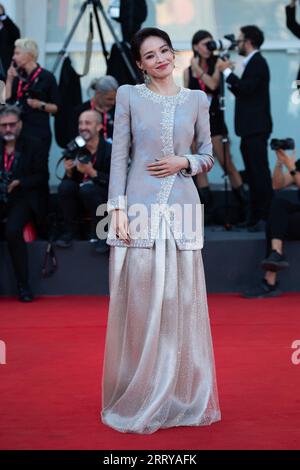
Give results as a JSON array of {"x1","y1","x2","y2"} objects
[{"x1": 101, "y1": 84, "x2": 221, "y2": 434}]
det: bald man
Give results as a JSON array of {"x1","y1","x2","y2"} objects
[{"x1": 57, "y1": 110, "x2": 112, "y2": 252}]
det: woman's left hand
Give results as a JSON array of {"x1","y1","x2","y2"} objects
[{"x1": 147, "y1": 156, "x2": 189, "y2": 178}]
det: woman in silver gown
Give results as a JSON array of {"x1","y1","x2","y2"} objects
[{"x1": 101, "y1": 27, "x2": 221, "y2": 434}]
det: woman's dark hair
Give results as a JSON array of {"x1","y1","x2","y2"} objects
[
  {"x1": 191, "y1": 30, "x2": 216, "y2": 75},
  {"x1": 131, "y1": 27, "x2": 175, "y2": 62},
  {"x1": 192, "y1": 30, "x2": 212, "y2": 57}
]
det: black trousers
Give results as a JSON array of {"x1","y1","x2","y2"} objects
[
  {"x1": 266, "y1": 196, "x2": 300, "y2": 255},
  {"x1": 58, "y1": 179, "x2": 108, "y2": 236},
  {"x1": 0, "y1": 199, "x2": 33, "y2": 284},
  {"x1": 240, "y1": 133, "x2": 273, "y2": 222}
]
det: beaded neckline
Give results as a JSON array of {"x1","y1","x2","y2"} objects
[{"x1": 136, "y1": 83, "x2": 190, "y2": 104}]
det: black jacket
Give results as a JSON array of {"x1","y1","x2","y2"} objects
[
  {"x1": 0, "y1": 134, "x2": 49, "y2": 215},
  {"x1": 286, "y1": 4, "x2": 300, "y2": 38},
  {"x1": 54, "y1": 57, "x2": 82, "y2": 147},
  {"x1": 119, "y1": 0, "x2": 147, "y2": 42},
  {"x1": 226, "y1": 52, "x2": 273, "y2": 138},
  {"x1": 0, "y1": 16, "x2": 20, "y2": 79}
]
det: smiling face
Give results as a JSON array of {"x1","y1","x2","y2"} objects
[
  {"x1": 137, "y1": 36, "x2": 175, "y2": 80},
  {"x1": 78, "y1": 111, "x2": 102, "y2": 142}
]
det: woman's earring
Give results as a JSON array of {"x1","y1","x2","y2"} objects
[{"x1": 143, "y1": 70, "x2": 151, "y2": 84}]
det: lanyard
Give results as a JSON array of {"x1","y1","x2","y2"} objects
[
  {"x1": 90, "y1": 99, "x2": 108, "y2": 139},
  {"x1": 196, "y1": 62, "x2": 208, "y2": 93},
  {"x1": 3, "y1": 150, "x2": 15, "y2": 173},
  {"x1": 17, "y1": 66, "x2": 42, "y2": 100}
]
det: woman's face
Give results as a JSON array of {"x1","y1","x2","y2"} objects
[
  {"x1": 137, "y1": 36, "x2": 175, "y2": 80},
  {"x1": 12, "y1": 47, "x2": 33, "y2": 67},
  {"x1": 193, "y1": 37, "x2": 213, "y2": 60}
]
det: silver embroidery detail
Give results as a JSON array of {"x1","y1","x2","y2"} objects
[
  {"x1": 181, "y1": 154, "x2": 214, "y2": 177},
  {"x1": 107, "y1": 84, "x2": 201, "y2": 248},
  {"x1": 107, "y1": 195, "x2": 127, "y2": 212},
  {"x1": 136, "y1": 85, "x2": 191, "y2": 240},
  {"x1": 136, "y1": 83, "x2": 190, "y2": 106}
]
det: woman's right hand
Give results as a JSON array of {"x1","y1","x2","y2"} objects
[{"x1": 112, "y1": 209, "x2": 130, "y2": 244}]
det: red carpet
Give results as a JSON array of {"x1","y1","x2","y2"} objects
[{"x1": 1, "y1": 294, "x2": 300, "y2": 450}]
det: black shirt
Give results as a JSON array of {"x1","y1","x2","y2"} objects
[
  {"x1": 0, "y1": 134, "x2": 49, "y2": 214},
  {"x1": 9, "y1": 66, "x2": 60, "y2": 141}
]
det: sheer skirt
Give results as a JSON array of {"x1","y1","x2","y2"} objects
[{"x1": 101, "y1": 218, "x2": 220, "y2": 434}]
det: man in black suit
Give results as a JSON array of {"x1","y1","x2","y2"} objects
[
  {"x1": 217, "y1": 25, "x2": 273, "y2": 230},
  {"x1": 0, "y1": 105, "x2": 49, "y2": 301}
]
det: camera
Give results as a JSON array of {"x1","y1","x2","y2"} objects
[
  {"x1": 62, "y1": 136, "x2": 92, "y2": 164},
  {"x1": 0, "y1": 171, "x2": 13, "y2": 203},
  {"x1": 206, "y1": 34, "x2": 237, "y2": 52},
  {"x1": 270, "y1": 138, "x2": 295, "y2": 151}
]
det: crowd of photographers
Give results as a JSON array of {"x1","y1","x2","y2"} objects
[{"x1": 1, "y1": 1, "x2": 300, "y2": 301}]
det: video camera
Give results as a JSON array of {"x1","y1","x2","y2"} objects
[{"x1": 270, "y1": 138, "x2": 295, "y2": 151}]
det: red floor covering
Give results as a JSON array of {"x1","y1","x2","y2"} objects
[{"x1": 0, "y1": 294, "x2": 300, "y2": 450}]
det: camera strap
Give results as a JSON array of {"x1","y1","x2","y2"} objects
[
  {"x1": 0, "y1": 147, "x2": 21, "y2": 176},
  {"x1": 17, "y1": 66, "x2": 42, "y2": 100}
]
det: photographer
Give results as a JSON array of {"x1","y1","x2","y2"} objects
[
  {"x1": 245, "y1": 145, "x2": 300, "y2": 298},
  {"x1": 0, "y1": 3, "x2": 20, "y2": 80},
  {"x1": 72, "y1": 76, "x2": 118, "y2": 141},
  {"x1": 0, "y1": 105, "x2": 48, "y2": 302},
  {"x1": 57, "y1": 110, "x2": 111, "y2": 253},
  {"x1": 5, "y1": 38, "x2": 59, "y2": 155},
  {"x1": 183, "y1": 30, "x2": 247, "y2": 218},
  {"x1": 217, "y1": 25, "x2": 273, "y2": 231}
]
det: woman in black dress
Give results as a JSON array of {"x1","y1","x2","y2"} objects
[{"x1": 184, "y1": 30, "x2": 246, "y2": 212}]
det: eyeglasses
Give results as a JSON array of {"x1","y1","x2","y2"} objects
[{"x1": 0, "y1": 120, "x2": 20, "y2": 129}]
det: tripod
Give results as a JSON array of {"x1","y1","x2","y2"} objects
[
  {"x1": 52, "y1": 0, "x2": 139, "y2": 83},
  {"x1": 218, "y1": 67, "x2": 232, "y2": 230}
]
